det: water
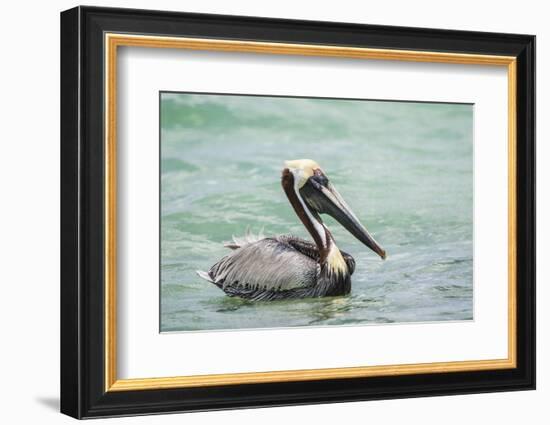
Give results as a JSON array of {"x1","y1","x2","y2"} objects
[{"x1": 160, "y1": 92, "x2": 473, "y2": 332}]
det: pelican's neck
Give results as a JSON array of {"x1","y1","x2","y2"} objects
[{"x1": 282, "y1": 171, "x2": 347, "y2": 274}]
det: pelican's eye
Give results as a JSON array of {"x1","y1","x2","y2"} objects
[{"x1": 311, "y1": 169, "x2": 329, "y2": 188}]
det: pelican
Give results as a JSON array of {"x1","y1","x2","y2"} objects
[{"x1": 196, "y1": 159, "x2": 386, "y2": 300}]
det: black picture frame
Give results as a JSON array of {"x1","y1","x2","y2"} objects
[{"x1": 61, "y1": 5, "x2": 535, "y2": 419}]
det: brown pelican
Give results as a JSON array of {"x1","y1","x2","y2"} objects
[{"x1": 197, "y1": 159, "x2": 386, "y2": 300}]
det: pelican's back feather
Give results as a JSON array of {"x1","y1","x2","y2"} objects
[{"x1": 223, "y1": 228, "x2": 265, "y2": 250}]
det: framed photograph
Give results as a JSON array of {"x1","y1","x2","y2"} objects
[{"x1": 60, "y1": 6, "x2": 535, "y2": 419}]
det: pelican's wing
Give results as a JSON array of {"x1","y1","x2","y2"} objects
[
  {"x1": 206, "y1": 237, "x2": 318, "y2": 292},
  {"x1": 278, "y1": 235, "x2": 355, "y2": 274},
  {"x1": 278, "y1": 236, "x2": 320, "y2": 261}
]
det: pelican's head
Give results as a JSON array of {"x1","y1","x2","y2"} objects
[{"x1": 282, "y1": 159, "x2": 386, "y2": 260}]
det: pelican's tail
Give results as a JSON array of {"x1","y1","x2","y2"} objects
[{"x1": 196, "y1": 270, "x2": 214, "y2": 283}]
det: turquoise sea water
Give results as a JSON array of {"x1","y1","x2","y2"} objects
[{"x1": 160, "y1": 92, "x2": 473, "y2": 332}]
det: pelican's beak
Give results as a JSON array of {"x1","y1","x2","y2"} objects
[{"x1": 300, "y1": 172, "x2": 386, "y2": 260}]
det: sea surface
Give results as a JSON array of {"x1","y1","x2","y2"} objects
[{"x1": 160, "y1": 92, "x2": 473, "y2": 332}]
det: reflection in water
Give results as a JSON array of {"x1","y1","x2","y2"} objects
[{"x1": 160, "y1": 93, "x2": 474, "y2": 332}]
